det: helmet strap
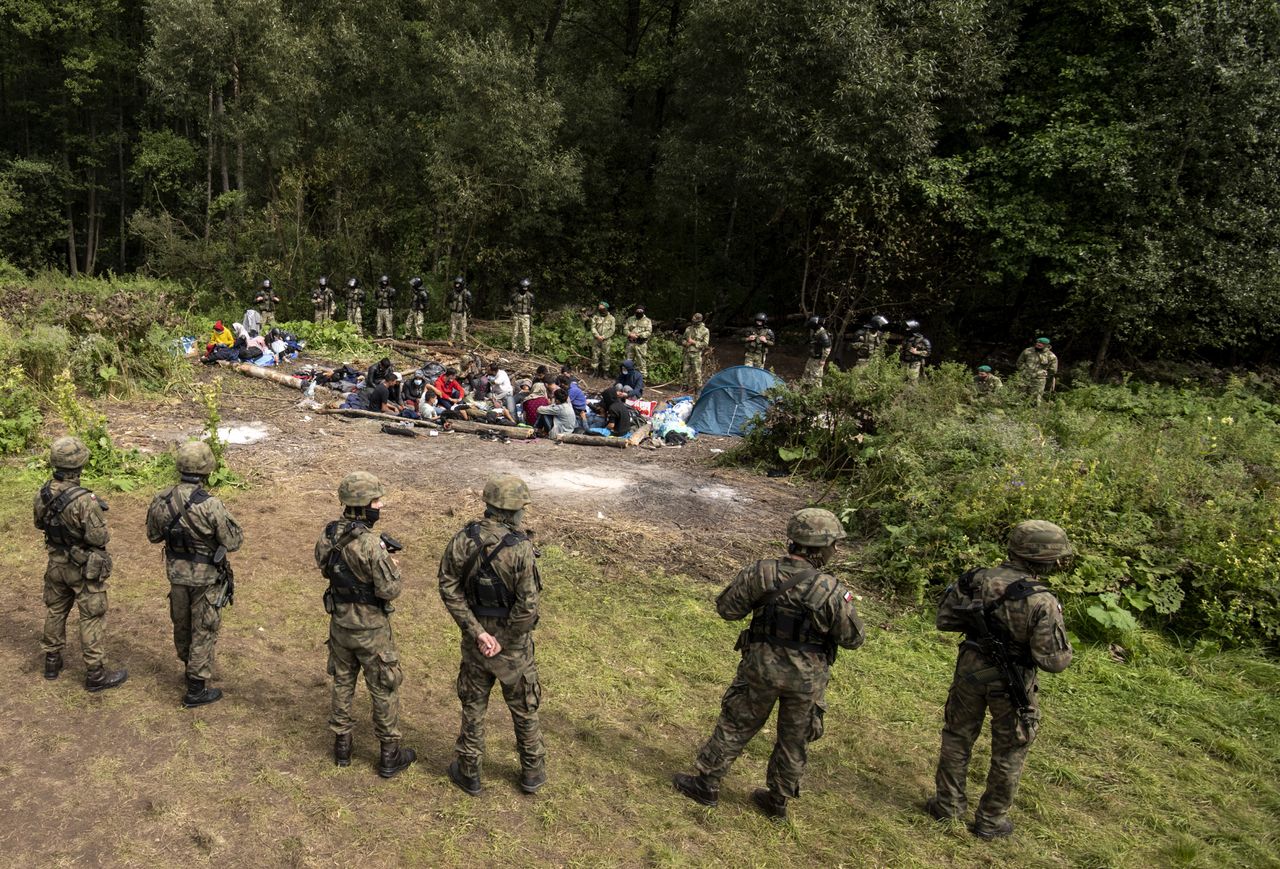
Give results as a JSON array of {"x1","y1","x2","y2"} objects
[{"x1": 180, "y1": 472, "x2": 208, "y2": 486}]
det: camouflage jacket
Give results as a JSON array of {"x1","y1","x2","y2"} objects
[
  {"x1": 146, "y1": 482, "x2": 244, "y2": 586},
  {"x1": 849, "y1": 328, "x2": 884, "y2": 359},
  {"x1": 900, "y1": 333, "x2": 931, "y2": 362},
  {"x1": 448, "y1": 288, "x2": 472, "y2": 313},
  {"x1": 683, "y1": 323, "x2": 710, "y2": 353},
  {"x1": 347, "y1": 286, "x2": 365, "y2": 305},
  {"x1": 314, "y1": 518, "x2": 402, "y2": 630},
  {"x1": 623, "y1": 315, "x2": 653, "y2": 343},
  {"x1": 590, "y1": 313, "x2": 616, "y2": 341},
  {"x1": 511, "y1": 290, "x2": 535, "y2": 315},
  {"x1": 717, "y1": 556, "x2": 865, "y2": 678},
  {"x1": 33, "y1": 477, "x2": 110, "y2": 567},
  {"x1": 974, "y1": 373, "x2": 1004, "y2": 394},
  {"x1": 1016, "y1": 346, "x2": 1058, "y2": 379},
  {"x1": 809, "y1": 327, "x2": 832, "y2": 359},
  {"x1": 312, "y1": 286, "x2": 334, "y2": 307},
  {"x1": 744, "y1": 326, "x2": 775, "y2": 349},
  {"x1": 438, "y1": 517, "x2": 540, "y2": 642},
  {"x1": 375, "y1": 284, "x2": 397, "y2": 307},
  {"x1": 936, "y1": 561, "x2": 1073, "y2": 675}
]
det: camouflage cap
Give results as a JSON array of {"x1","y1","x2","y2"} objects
[
  {"x1": 483, "y1": 474, "x2": 531, "y2": 510},
  {"x1": 786, "y1": 507, "x2": 847, "y2": 546},
  {"x1": 176, "y1": 441, "x2": 216, "y2": 475},
  {"x1": 691, "y1": 313, "x2": 703, "y2": 323},
  {"x1": 1007, "y1": 520, "x2": 1073, "y2": 561},
  {"x1": 339, "y1": 471, "x2": 385, "y2": 507},
  {"x1": 50, "y1": 436, "x2": 89, "y2": 470}
]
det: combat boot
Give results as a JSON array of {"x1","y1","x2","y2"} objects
[
  {"x1": 518, "y1": 767, "x2": 547, "y2": 795},
  {"x1": 182, "y1": 677, "x2": 223, "y2": 707},
  {"x1": 672, "y1": 773, "x2": 719, "y2": 807},
  {"x1": 378, "y1": 741, "x2": 416, "y2": 778},
  {"x1": 44, "y1": 652, "x2": 63, "y2": 680},
  {"x1": 924, "y1": 796, "x2": 961, "y2": 822},
  {"x1": 334, "y1": 733, "x2": 352, "y2": 767},
  {"x1": 970, "y1": 819, "x2": 1014, "y2": 840},
  {"x1": 751, "y1": 788, "x2": 788, "y2": 822},
  {"x1": 84, "y1": 666, "x2": 128, "y2": 693},
  {"x1": 447, "y1": 759, "x2": 482, "y2": 795}
]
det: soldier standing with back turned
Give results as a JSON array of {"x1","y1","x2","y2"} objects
[
  {"x1": 34, "y1": 436, "x2": 128, "y2": 691},
  {"x1": 926, "y1": 520, "x2": 1074, "y2": 839},
  {"x1": 438, "y1": 475, "x2": 547, "y2": 796},
  {"x1": 316, "y1": 472, "x2": 417, "y2": 777},
  {"x1": 146, "y1": 442, "x2": 243, "y2": 707},
  {"x1": 673, "y1": 508, "x2": 865, "y2": 821}
]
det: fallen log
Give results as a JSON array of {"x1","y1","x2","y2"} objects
[
  {"x1": 448, "y1": 419, "x2": 536, "y2": 439},
  {"x1": 554, "y1": 432, "x2": 629, "y2": 448},
  {"x1": 627, "y1": 423, "x2": 651, "y2": 447},
  {"x1": 217, "y1": 361, "x2": 307, "y2": 390},
  {"x1": 318, "y1": 407, "x2": 443, "y2": 429}
]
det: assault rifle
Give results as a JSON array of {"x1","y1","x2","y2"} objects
[
  {"x1": 211, "y1": 545, "x2": 235, "y2": 609},
  {"x1": 380, "y1": 533, "x2": 404, "y2": 554},
  {"x1": 957, "y1": 585, "x2": 1035, "y2": 738}
]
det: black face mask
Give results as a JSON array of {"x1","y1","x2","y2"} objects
[{"x1": 362, "y1": 507, "x2": 380, "y2": 526}]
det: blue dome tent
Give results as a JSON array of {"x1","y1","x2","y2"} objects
[{"x1": 687, "y1": 365, "x2": 784, "y2": 436}]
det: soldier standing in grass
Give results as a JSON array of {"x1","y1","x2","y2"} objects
[
  {"x1": 743, "y1": 313, "x2": 775, "y2": 368},
  {"x1": 438, "y1": 475, "x2": 546, "y2": 796},
  {"x1": 448, "y1": 276, "x2": 472, "y2": 345},
  {"x1": 34, "y1": 436, "x2": 128, "y2": 692},
  {"x1": 673, "y1": 508, "x2": 865, "y2": 821},
  {"x1": 312, "y1": 276, "x2": 335, "y2": 324},
  {"x1": 622, "y1": 304, "x2": 653, "y2": 378},
  {"x1": 316, "y1": 472, "x2": 416, "y2": 777},
  {"x1": 682, "y1": 313, "x2": 711, "y2": 392},
  {"x1": 375, "y1": 275, "x2": 397, "y2": 338},
  {"x1": 926, "y1": 520, "x2": 1074, "y2": 839},
  {"x1": 801, "y1": 316, "x2": 832, "y2": 387},
  {"x1": 849, "y1": 315, "x2": 889, "y2": 367},
  {"x1": 254, "y1": 279, "x2": 281, "y2": 326},
  {"x1": 588, "y1": 301, "x2": 616, "y2": 378},
  {"x1": 404, "y1": 277, "x2": 429, "y2": 339},
  {"x1": 345, "y1": 277, "x2": 364, "y2": 336},
  {"x1": 146, "y1": 442, "x2": 243, "y2": 707},
  {"x1": 900, "y1": 319, "x2": 931, "y2": 382},
  {"x1": 1016, "y1": 337, "x2": 1058, "y2": 402},
  {"x1": 510, "y1": 278, "x2": 535, "y2": 353}
]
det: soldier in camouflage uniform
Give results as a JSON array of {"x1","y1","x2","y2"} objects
[
  {"x1": 315, "y1": 471, "x2": 417, "y2": 777},
  {"x1": 33, "y1": 437, "x2": 128, "y2": 691},
  {"x1": 374, "y1": 275, "x2": 397, "y2": 338},
  {"x1": 438, "y1": 475, "x2": 546, "y2": 795},
  {"x1": 926, "y1": 520, "x2": 1075, "y2": 839},
  {"x1": 312, "y1": 276, "x2": 335, "y2": 324},
  {"x1": 345, "y1": 277, "x2": 364, "y2": 336},
  {"x1": 674, "y1": 508, "x2": 865, "y2": 821},
  {"x1": 801, "y1": 316, "x2": 832, "y2": 387},
  {"x1": 974, "y1": 365, "x2": 1004, "y2": 396},
  {"x1": 510, "y1": 278, "x2": 534, "y2": 353},
  {"x1": 404, "y1": 277, "x2": 429, "y2": 339},
  {"x1": 849, "y1": 315, "x2": 889, "y2": 367},
  {"x1": 587, "y1": 301, "x2": 616, "y2": 378},
  {"x1": 254, "y1": 279, "x2": 281, "y2": 326},
  {"x1": 743, "y1": 313, "x2": 775, "y2": 368},
  {"x1": 146, "y1": 442, "x2": 244, "y2": 707},
  {"x1": 1015, "y1": 337, "x2": 1058, "y2": 402},
  {"x1": 448, "y1": 276, "x2": 472, "y2": 345},
  {"x1": 622, "y1": 304, "x2": 653, "y2": 378},
  {"x1": 682, "y1": 313, "x2": 711, "y2": 392},
  {"x1": 900, "y1": 318, "x2": 931, "y2": 382}
]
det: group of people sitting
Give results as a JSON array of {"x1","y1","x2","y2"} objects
[
  {"x1": 201, "y1": 318, "x2": 302, "y2": 365},
  {"x1": 320, "y1": 356, "x2": 648, "y2": 439}
]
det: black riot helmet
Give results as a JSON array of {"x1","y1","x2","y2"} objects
[
  {"x1": 347, "y1": 277, "x2": 359, "y2": 288},
  {"x1": 318, "y1": 276, "x2": 328, "y2": 287},
  {"x1": 519, "y1": 277, "x2": 532, "y2": 289},
  {"x1": 904, "y1": 319, "x2": 921, "y2": 332},
  {"x1": 379, "y1": 274, "x2": 389, "y2": 286},
  {"x1": 261, "y1": 278, "x2": 272, "y2": 290},
  {"x1": 409, "y1": 276, "x2": 423, "y2": 289},
  {"x1": 453, "y1": 275, "x2": 465, "y2": 287},
  {"x1": 870, "y1": 314, "x2": 889, "y2": 329},
  {"x1": 754, "y1": 312, "x2": 768, "y2": 326},
  {"x1": 807, "y1": 316, "x2": 821, "y2": 329}
]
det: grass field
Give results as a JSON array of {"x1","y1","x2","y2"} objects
[{"x1": 1, "y1": 470, "x2": 1277, "y2": 868}]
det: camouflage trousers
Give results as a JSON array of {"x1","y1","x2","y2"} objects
[
  {"x1": 169, "y1": 582, "x2": 222, "y2": 680},
  {"x1": 802, "y1": 351, "x2": 830, "y2": 387},
  {"x1": 347, "y1": 304, "x2": 363, "y2": 336},
  {"x1": 314, "y1": 304, "x2": 329, "y2": 324},
  {"x1": 744, "y1": 349, "x2": 767, "y2": 368},
  {"x1": 695, "y1": 657, "x2": 829, "y2": 798},
  {"x1": 376, "y1": 307, "x2": 394, "y2": 338},
  {"x1": 511, "y1": 315, "x2": 531, "y2": 352},
  {"x1": 450, "y1": 312, "x2": 468, "y2": 343},
  {"x1": 404, "y1": 309, "x2": 425, "y2": 339},
  {"x1": 933, "y1": 650, "x2": 1041, "y2": 834},
  {"x1": 1019, "y1": 372, "x2": 1049, "y2": 402},
  {"x1": 453, "y1": 632, "x2": 545, "y2": 779},
  {"x1": 328, "y1": 621, "x2": 403, "y2": 742},
  {"x1": 260, "y1": 310, "x2": 274, "y2": 327},
  {"x1": 591, "y1": 341, "x2": 611, "y2": 375},
  {"x1": 625, "y1": 342, "x2": 648, "y2": 377},
  {"x1": 683, "y1": 352, "x2": 703, "y2": 391},
  {"x1": 42, "y1": 557, "x2": 108, "y2": 669},
  {"x1": 904, "y1": 360, "x2": 924, "y2": 382}
]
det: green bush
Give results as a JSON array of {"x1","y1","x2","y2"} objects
[
  {"x1": 0, "y1": 365, "x2": 42, "y2": 454},
  {"x1": 274, "y1": 319, "x2": 376, "y2": 361},
  {"x1": 737, "y1": 362, "x2": 1280, "y2": 649},
  {"x1": 15, "y1": 323, "x2": 72, "y2": 387}
]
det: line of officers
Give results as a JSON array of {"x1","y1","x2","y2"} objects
[{"x1": 33, "y1": 436, "x2": 1074, "y2": 837}]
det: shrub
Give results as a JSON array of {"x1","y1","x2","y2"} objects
[
  {"x1": 0, "y1": 365, "x2": 42, "y2": 454},
  {"x1": 274, "y1": 319, "x2": 376, "y2": 361}
]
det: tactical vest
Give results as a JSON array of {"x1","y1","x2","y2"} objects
[
  {"x1": 462, "y1": 522, "x2": 528, "y2": 618},
  {"x1": 163, "y1": 487, "x2": 218, "y2": 564},
  {"x1": 958, "y1": 569, "x2": 1047, "y2": 667},
  {"x1": 810, "y1": 329, "x2": 831, "y2": 358},
  {"x1": 376, "y1": 286, "x2": 395, "y2": 307},
  {"x1": 449, "y1": 290, "x2": 469, "y2": 313},
  {"x1": 512, "y1": 292, "x2": 534, "y2": 315},
  {"x1": 322, "y1": 521, "x2": 382, "y2": 607},
  {"x1": 746, "y1": 560, "x2": 829, "y2": 653},
  {"x1": 38, "y1": 482, "x2": 91, "y2": 549},
  {"x1": 413, "y1": 290, "x2": 430, "y2": 311},
  {"x1": 900, "y1": 334, "x2": 931, "y2": 362}
]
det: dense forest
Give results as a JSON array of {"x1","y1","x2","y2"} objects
[{"x1": 2, "y1": 0, "x2": 1278, "y2": 365}]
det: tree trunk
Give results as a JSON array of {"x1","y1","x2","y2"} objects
[
  {"x1": 1092, "y1": 327, "x2": 1112, "y2": 380},
  {"x1": 117, "y1": 101, "x2": 127, "y2": 270},
  {"x1": 232, "y1": 58, "x2": 245, "y2": 194},
  {"x1": 63, "y1": 151, "x2": 79, "y2": 276},
  {"x1": 205, "y1": 87, "x2": 214, "y2": 239},
  {"x1": 216, "y1": 89, "x2": 230, "y2": 194}
]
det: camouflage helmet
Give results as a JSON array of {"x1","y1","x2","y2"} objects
[
  {"x1": 176, "y1": 441, "x2": 216, "y2": 475},
  {"x1": 1007, "y1": 520, "x2": 1073, "y2": 563},
  {"x1": 691, "y1": 312, "x2": 704, "y2": 323},
  {"x1": 483, "y1": 475, "x2": 531, "y2": 510},
  {"x1": 50, "y1": 436, "x2": 90, "y2": 470},
  {"x1": 339, "y1": 471, "x2": 385, "y2": 507},
  {"x1": 786, "y1": 508, "x2": 847, "y2": 547}
]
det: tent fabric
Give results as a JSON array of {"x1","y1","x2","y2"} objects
[{"x1": 687, "y1": 365, "x2": 783, "y2": 436}]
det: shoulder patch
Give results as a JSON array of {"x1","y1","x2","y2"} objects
[{"x1": 844, "y1": 590, "x2": 855, "y2": 603}]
